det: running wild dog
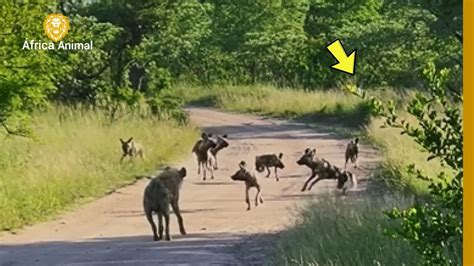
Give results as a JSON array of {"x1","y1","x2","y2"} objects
[
  {"x1": 143, "y1": 167, "x2": 187, "y2": 241},
  {"x1": 208, "y1": 134, "x2": 229, "y2": 170},
  {"x1": 230, "y1": 161, "x2": 263, "y2": 211},
  {"x1": 192, "y1": 133, "x2": 217, "y2": 180},
  {"x1": 297, "y1": 148, "x2": 357, "y2": 194},
  {"x1": 255, "y1": 153, "x2": 285, "y2": 181},
  {"x1": 345, "y1": 137, "x2": 359, "y2": 170},
  {"x1": 119, "y1": 137, "x2": 144, "y2": 163}
]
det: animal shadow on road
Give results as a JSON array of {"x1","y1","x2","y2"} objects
[
  {"x1": 193, "y1": 181, "x2": 234, "y2": 185},
  {"x1": 0, "y1": 232, "x2": 274, "y2": 265},
  {"x1": 200, "y1": 123, "x2": 343, "y2": 141}
]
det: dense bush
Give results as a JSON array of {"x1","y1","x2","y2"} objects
[
  {"x1": 1, "y1": 1, "x2": 461, "y2": 134},
  {"x1": 348, "y1": 63, "x2": 462, "y2": 264}
]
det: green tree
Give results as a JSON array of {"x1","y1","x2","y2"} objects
[
  {"x1": 347, "y1": 63, "x2": 462, "y2": 264},
  {"x1": 0, "y1": 1, "x2": 59, "y2": 136}
]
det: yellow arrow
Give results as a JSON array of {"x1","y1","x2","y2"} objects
[{"x1": 326, "y1": 40, "x2": 356, "y2": 75}]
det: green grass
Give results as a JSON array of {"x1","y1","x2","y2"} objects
[
  {"x1": 366, "y1": 116, "x2": 449, "y2": 195},
  {"x1": 175, "y1": 84, "x2": 372, "y2": 128},
  {"x1": 173, "y1": 84, "x2": 447, "y2": 195},
  {"x1": 169, "y1": 84, "x2": 455, "y2": 265},
  {"x1": 0, "y1": 106, "x2": 199, "y2": 231},
  {"x1": 271, "y1": 194, "x2": 421, "y2": 266}
]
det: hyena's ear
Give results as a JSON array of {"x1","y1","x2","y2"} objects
[
  {"x1": 127, "y1": 137, "x2": 133, "y2": 143},
  {"x1": 179, "y1": 167, "x2": 187, "y2": 178},
  {"x1": 278, "y1": 153, "x2": 283, "y2": 159}
]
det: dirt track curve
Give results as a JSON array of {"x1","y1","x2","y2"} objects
[{"x1": 0, "y1": 107, "x2": 378, "y2": 266}]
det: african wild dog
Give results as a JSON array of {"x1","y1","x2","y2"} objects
[
  {"x1": 143, "y1": 167, "x2": 187, "y2": 241},
  {"x1": 230, "y1": 161, "x2": 263, "y2": 211},
  {"x1": 297, "y1": 148, "x2": 357, "y2": 194},
  {"x1": 119, "y1": 137, "x2": 144, "y2": 163},
  {"x1": 345, "y1": 137, "x2": 359, "y2": 170},
  {"x1": 255, "y1": 153, "x2": 285, "y2": 181},
  {"x1": 192, "y1": 133, "x2": 217, "y2": 180},
  {"x1": 208, "y1": 134, "x2": 229, "y2": 170}
]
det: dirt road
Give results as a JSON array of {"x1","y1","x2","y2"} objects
[{"x1": 0, "y1": 108, "x2": 378, "y2": 266}]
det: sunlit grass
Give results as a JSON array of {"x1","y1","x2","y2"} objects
[
  {"x1": 271, "y1": 194, "x2": 421, "y2": 266},
  {"x1": 0, "y1": 106, "x2": 198, "y2": 231},
  {"x1": 175, "y1": 84, "x2": 372, "y2": 127},
  {"x1": 174, "y1": 84, "x2": 447, "y2": 194}
]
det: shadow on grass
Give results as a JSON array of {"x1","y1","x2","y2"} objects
[{"x1": 186, "y1": 100, "x2": 372, "y2": 139}]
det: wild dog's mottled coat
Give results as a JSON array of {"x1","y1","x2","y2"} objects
[
  {"x1": 230, "y1": 161, "x2": 263, "y2": 211},
  {"x1": 192, "y1": 133, "x2": 217, "y2": 180},
  {"x1": 143, "y1": 167, "x2": 187, "y2": 241},
  {"x1": 297, "y1": 148, "x2": 357, "y2": 193},
  {"x1": 119, "y1": 137, "x2": 144, "y2": 162},
  {"x1": 345, "y1": 137, "x2": 359, "y2": 170},
  {"x1": 255, "y1": 153, "x2": 285, "y2": 181},
  {"x1": 208, "y1": 134, "x2": 229, "y2": 170}
]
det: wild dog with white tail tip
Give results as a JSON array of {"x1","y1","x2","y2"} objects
[
  {"x1": 208, "y1": 134, "x2": 229, "y2": 170},
  {"x1": 297, "y1": 148, "x2": 357, "y2": 194},
  {"x1": 192, "y1": 133, "x2": 217, "y2": 180},
  {"x1": 230, "y1": 161, "x2": 263, "y2": 211}
]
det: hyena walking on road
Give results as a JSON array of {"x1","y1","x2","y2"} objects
[
  {"x1": 255, "y1": 153, "x2": 285, "y2": 181},
  {"x1": 297, "y1": 148, "x2": 357, "y2": 194},
  {"x1": 119, "y1": 137, "x2": 144, "y2": 163},
  {"x1": 143, "y1": 167, "x2": 187, "y2": 241},
  {"x1": 230, "y1": 161, "x2": 263, "y2": 211}
]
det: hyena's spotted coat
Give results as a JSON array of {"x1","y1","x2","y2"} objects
[{"x1": 143, "y1": 167, "x2": 187, "y2": 241}]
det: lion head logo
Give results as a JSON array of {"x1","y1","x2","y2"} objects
[{"x1": 43, "y1": 14, "x2": 69, "y2": 42}]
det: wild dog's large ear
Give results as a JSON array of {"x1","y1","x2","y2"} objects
[
  {"x1": 278, "y1": 153, "x2": 283, "y2": 159},
  {"x1": 354, "y1": 137, "x2": 359, "y2": 144},
  {"x1": 120, "y1": 138, "x2": 125, "y2": 143},
  {"x1": 127, "y1": 137, "x2": 133, "y2": 143},
  {"x1": 208, "y1": 133, "x2": 213, "y2": 137},
  {"x1": 201, "y1": 132, "x2": 207, "y2": 139},
  {"x1": 304, "y1": 148, "x2": 311, "y2": 154},
  {"x1": 222, "y1": 134, "x2": 228, "y2": 138},
  {"x1": 179, "y1": 167, "x2": 187, "y2": 178},
  {"x1": 239, "y1": 161, "x2": 246, "y2": 169},
  {"x1": 310, "y1": 149, "x2": 316, "y2": 156}
]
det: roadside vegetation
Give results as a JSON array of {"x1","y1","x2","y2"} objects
[
  {"x1": 0, "y1": 106, "x2": 198, "y2": 231},
  {"x1": 2, "y1": 1, "x2": 461, "y2": 265},
  {"x1": 173, "y1": 84, "x2": 446, "y2": 195},
  {"x1": 271, "y1": 195, "x2": 421, "y2": 265}
]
